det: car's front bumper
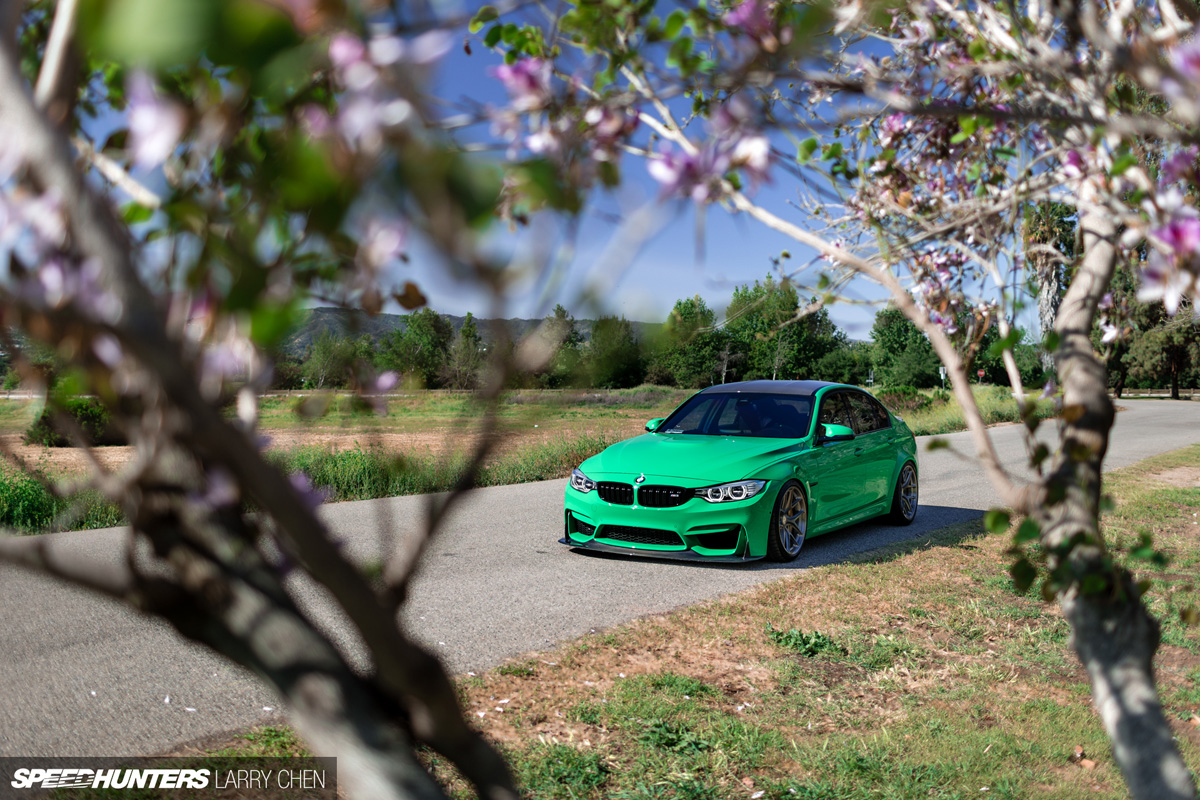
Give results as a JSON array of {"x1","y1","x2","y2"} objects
[{"x1": 562, "y1": 476, "x2": 775, "y2": 561}]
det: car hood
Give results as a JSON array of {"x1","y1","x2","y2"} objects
[{"x1": 582, "y1": 432, "x2": 805, "y2": 482}]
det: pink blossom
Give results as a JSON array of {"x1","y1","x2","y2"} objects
[
  {"x1": 731, "y1": 134, "x2": 771, "y2": 185},
  {"x1": 490, "y1": 58, "x2": 552, "y2": 112},
  {"x1": 1170, "y1": 40, "x2": 1200, "y2": 82},
  {"x1": 1152, "y1": 216, "x2": 1200, "y2": 256},
  {"x1": 1137, "y1": 259, "x2": 1192, "y2": 315},
  {"x1": 299, "y1": 105, "x2": 333, "y2": 138},
  {"x1": 725, "y1": 0, "x2": 774, "y2": 40},
  {"x1": 373, "y1": 371, "x2": 399, "y2": 393},
  {"x1": 127, "y1": 72, "x2": 187, "y2": 170},
  {"x1": 359, "y1": 217, "x2": 406, "y2": 269},
  {"x1": 1161, "y1": 147, "x2": 1198, "y2": 184},
  {"x1": 648, "y1": 144, "x2": 731, "y2": 203},
  {"x1": 1062, "y1": 149, "x2": 1086, "y2": 178},
  {"x1": 329, "y1": 33, "x2": 367, "y2": 70}
]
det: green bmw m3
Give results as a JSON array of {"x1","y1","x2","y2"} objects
[{"x1": 562, "y1": 380, "x2": 918, "y2": 562}]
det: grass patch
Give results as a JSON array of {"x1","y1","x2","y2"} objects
[
  {"x1": 273, "y1": 431, "x2": 621, "y2": 503},
  {"x1": 898, "y1": 385, "x2": 1056, "y2": 436},
  {"x1": 0, "y1": 466, "x2": 123, "y2": 533}
]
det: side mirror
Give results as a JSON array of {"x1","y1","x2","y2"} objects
[
  {"x1": 819, "y1": 423, "x2": 855, "y2": 443},
  {"x1": 645, "y1": 418, "x2": 667, "y2": 432}
]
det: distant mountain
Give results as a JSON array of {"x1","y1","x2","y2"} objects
[{"x1": 279, "y1": 307, "x2": 664, "y2": 358}]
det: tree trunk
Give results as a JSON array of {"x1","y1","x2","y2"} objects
[{"x1": 1045, "y1": 192, "x2": 1196, "y2": 800}]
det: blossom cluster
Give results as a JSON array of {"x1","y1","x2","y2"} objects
[
  {"x1": 487, "y1": 55, "x2": 640, "y2": 200},
  {"x1": 1131, "y1": 139, "x2": 1200, "y2": 316},
  {"x1": 648, "y1": 96, "x2": 771, "y2": 203}
]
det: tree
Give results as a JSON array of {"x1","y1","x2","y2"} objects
[
  {"x1": 1024, "y1": 202, "x2": 1077, "y2": 375},
  {"x1": 725, "y1": 277, "x2": 842, "y2": 381},
  {"x1": 811, "y1": 341, "x2": 871, "y2": 385},
  {"x1": 441, "y1": 313, "x2": 484, "y2": 390},
  {"x1": 870, "y1": 306, "x2": 939, "y2": 388},
  {"x1": 1129, "y1": 312, "x2": 1200, "y2": 400},
  {"x1": 647, "y1": 295, "x2": 726, "y2": 388},
  {"x1": 304, "y1": 330, "x2": 358, "y2": 389},
  {"x1": 586, "y1": 315, "x2": 644, "y2": 389},
  {"x1": 539, "y1": 304, "x2": 584, "y2": 388},
  {"x1": 378, "y1": 309, "x2": 454, "y2": 388}
]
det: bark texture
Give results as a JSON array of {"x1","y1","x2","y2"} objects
[{"x1": 1045, "y1": 189, "x2": 1195, "y2": 800}]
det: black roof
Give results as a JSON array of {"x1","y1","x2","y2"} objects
[{"x1": 698, "y1": 380, "x2": 843, "y2": 397}]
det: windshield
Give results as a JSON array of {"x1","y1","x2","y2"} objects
[{"x1": 657, "y1": 393, "x2": 814, "y2": 439}]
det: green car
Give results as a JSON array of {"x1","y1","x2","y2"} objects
[{"x1": 562, "y1": 380, "x2": 918, "y2": 562}]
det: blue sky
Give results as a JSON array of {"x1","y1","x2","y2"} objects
[{"x1": 397, "y1": 22, "x2": 890, "y2": 340}]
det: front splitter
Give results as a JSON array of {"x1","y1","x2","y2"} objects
[{"x1": 559, "y1": 537, "x2": 763, "y2": 563}]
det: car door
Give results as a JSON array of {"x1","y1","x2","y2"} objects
[
  {"x1": 843, "y1": 391, "x2": 897, "y2": 508},
  {"x1": 805, "y1": 391, "x2": 860, "y2": 522}
]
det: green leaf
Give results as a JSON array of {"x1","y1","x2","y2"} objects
[
  {"x1": 984, "y1": 508, "x2": 1011, "y2": 534},
  {"x1": 958, "y1": 115, "x2": 979, "y2": 136},
  {"x1": 483, "y1": 25, "x2": 503, "y2": 48},
  {"x1": 250, "y1": 301, "x2": 301, "y2": 347},
  {"x1": 1042, "y1": 330, "x2": 1060, "y2": 353},
  {"x1": 1110, "y1": 152, "x2": 1138, "y2": 176},
  {"x1": 1014, "y1": 518, "x2": 1040, "y2": 544},
  {"x1": 1010, "y1": 558, "x2": 1037, "y2": 594},
  {"x1": 796, "y1": 138, "x2": 819, "y2": 164},
  {"x1": 821, "y1": 142, "x2": 843, "y2": 160},
  {"x1": 1080, "y1": 574, "x2": 1108, "y2": 595},
  {"x1": 1181, "y1": 607, "x2": 1200, "y2": 626},
  {"x1": 967, "y1": 38, "x2": 988, "y2": 61},
  {"x1": 987, "y1": 328, "x2": 1022, "y2": 359},
  {"x1": 469, "y1": 5, "x2": 499, "y2": 33},
  {"x1": 995, "y1": 146, "x2": 1019, "y2": 160},
  {"x1": 925, "y1": 437, "x2": 950, "y2": 451},
  {"x1": 121, "y1": 202, "x2": 155, "y2": 225},
  {"x1": 664, "y1": 9, "x2": 686, "y2": 39}
]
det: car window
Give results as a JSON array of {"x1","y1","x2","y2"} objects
[
  {"x1": 845, "y1": 392, "x2": 890, "y2": 434},
  {"x1": 660, "y1": 393, "x2": 813, "y2": 438},
  {"x1": 817, "y1": 392, "x2": 853, "y2": 430}
]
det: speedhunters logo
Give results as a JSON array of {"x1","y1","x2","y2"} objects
[
  {"x1": 11, "y1": 769, "x2": 210, "y2": 790},
  {"x1": 0, "y1": 758, "x2": 336, "y2": 798}
]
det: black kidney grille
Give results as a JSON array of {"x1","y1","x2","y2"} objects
[
  {"x1": 600, "y1": 526, "x2": 682, "y2": 547},
  {"x1": 637, "y1": 485, "x2": 694, "y2": 508},
  {"x1": 597, "y1": 482, "x2": 634, "y2": 505}
]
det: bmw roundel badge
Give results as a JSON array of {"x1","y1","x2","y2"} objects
[{"x1": 635, "y1": 473, "x2": 646, "y2": 484}]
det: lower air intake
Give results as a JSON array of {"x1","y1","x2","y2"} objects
[{"x1": 599, "y1": 526, "x2": 682, "y2": 547}]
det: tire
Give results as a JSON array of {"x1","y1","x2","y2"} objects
[
  {"x1": 888, "y1": 462, "x2": 918, "y2": 525},
  {"x1": 766, "y1": 480, "x2": 807, "y2": 562}
]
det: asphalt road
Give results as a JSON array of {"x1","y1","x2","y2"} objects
[{"x1": 2, "y1": 398, "x2": 1199, "y2": 758}]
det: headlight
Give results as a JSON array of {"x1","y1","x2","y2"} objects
[
  {"x1": 698, "y1": 479, "x2": 767, "y2": 503},
  {"x1": 570, "y1": 467, "x2": 596, "y2": 493}
]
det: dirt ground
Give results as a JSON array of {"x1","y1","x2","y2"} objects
[{"x1": 2, "y1": 417, "x2": 650, "y2": 477}]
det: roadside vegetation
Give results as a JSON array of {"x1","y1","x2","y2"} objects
[
  {"x1": 1, "y1": 383, "x2": 1051, "y2": 534},
  {"x1": 153, "y1": 444, "x2": 1200, "y2": 799}
]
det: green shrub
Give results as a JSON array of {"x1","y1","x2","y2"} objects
[
  {"x1": 24, "y1": 397, "x2": 125, "y2": 447},
  {"x1": 0, "y1": 469, "x2": 124, "y2": 533},
  {"x1": 766, "y1": 625, "x2": 847, "y2": 657},
  {"x1": 875, "y1": 386, "x2": 930, "y2": 415},
  {"x1": 2, "y1": 371, "x2": 19, "y2": 391}
]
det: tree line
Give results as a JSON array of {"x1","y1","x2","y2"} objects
[{"x1": 272, "y1": 272, "x2": 1197, "y2": 394}]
